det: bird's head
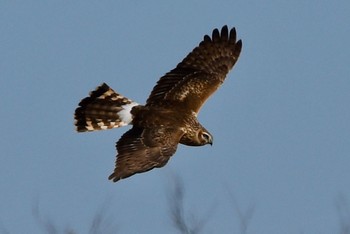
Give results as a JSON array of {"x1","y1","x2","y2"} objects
[
  {"x1": 197, "y1": 129, "x2": 213, "y2": 146},
  {"x1": 179, "y1": 119, "x2": 213, "y2": 146}
]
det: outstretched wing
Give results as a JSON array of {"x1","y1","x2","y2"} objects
[
  {"x1": 108, "y1": 126, "x2": 184, "y2": 182},
  {"x1": 146, "y1": 25, "x2": 242, "y2": 113}
]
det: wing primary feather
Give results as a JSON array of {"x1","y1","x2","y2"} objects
[
  {"x1": 221, "y1": 25, "x2": 229, "y2": 40},
  {"x1": 229, "y1": 27, "x2": 237, "y2": 44},
  {"x1": 203, "y1": 35, "x2": 211, "y2": 42},
  {"x1": 212, "y1": 28, "x2": 220, "y2": 42}
]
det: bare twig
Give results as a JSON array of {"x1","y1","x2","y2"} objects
[
  {"x1": 32, "y1": 201, "x2": 62, "y2": 234},
  {"x1": 167, "y1": 175, "x2": 212, "y2": 234},
  {"x1": 227, "y1": 188, "x2": 255, "y2": 234},
  {"x1": 88, "y1": 198, "x2": 118, "y2": 234},
  {"x1": 32, "y1": 198, "x2": 117, "y2": 234}
]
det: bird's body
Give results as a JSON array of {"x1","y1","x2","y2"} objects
[
  {"x1": 131, "y1": 105, "x2": 208, "y2": 146},
  {"x1": 74, "y1": 26, "x2": 242, "y2": 182}
]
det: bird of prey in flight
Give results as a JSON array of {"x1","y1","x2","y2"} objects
[{"x1": 74, "y1": 25, "x2": 242, "y2": 182}]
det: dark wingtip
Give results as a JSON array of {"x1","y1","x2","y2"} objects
[
  {"x1": 212, "y1": 28, "x2": 220, "y2": 42},
  {"x1": 221, "y1": 25, "x2": 229, "y2": 39},
  {"x1": 108, "y1": 173, "x2": 120, "y2": 182},
  {"x1": 203, "y1": 25, "x2": 241, "y2": 44},
  {"x1": 203, "y1": 34, "x2": 211, "y2": 42},
  {"x1": 229, "y1": 27, "x2": 237, "y2": 43},
  {"x1": 209, "y1": 26, "x2": 241, "y2": 45},
  {"x1": 236, "y1": 39, "x2": 243, "y2": 51}
]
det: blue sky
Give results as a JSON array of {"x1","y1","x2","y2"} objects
[{"x1": 1, "y1": 1, "x2": 350, "y2": 233}]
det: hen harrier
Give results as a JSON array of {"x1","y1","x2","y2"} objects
[{"x1": 74, "y1": 25, "x2": 242, "y2": 182}]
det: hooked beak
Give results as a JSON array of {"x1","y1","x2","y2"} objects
[{"x1": 208, "y1": 137, "x2": 213, "y2": 146}]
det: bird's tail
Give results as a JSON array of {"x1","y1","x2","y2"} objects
[{"x1": 74, "y1": 83, "x2": 139, "y2": 132}]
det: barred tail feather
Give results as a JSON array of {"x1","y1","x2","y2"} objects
[{"x1": 74, "y1": 83, "x2": 139, "y2": 132}]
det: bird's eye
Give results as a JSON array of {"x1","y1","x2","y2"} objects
[
  {"x1": 202, "y1": 132, "x2": 209, "y2": 140},
  {"x1": 202, "y1": 132, "x2": 211, "y2": 142}
]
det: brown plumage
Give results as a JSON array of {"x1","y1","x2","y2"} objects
[{"x1": 74, "y1": 26, "x2": 242, "y2": 182}]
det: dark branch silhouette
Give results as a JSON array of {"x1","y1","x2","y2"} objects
[
  {"x1": 32, "y1": 199, "x2": 117, "y2": 234},
  {"x1": 11, "y1": 182, "x2": 350, "y2": 233},
  {"x1": 227, "y1": 188, "x2": 255, "y2": 234},
  {"x1": 167, "y1": 175, "x2": 213, "y2": 234}
]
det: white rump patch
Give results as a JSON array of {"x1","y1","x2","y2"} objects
[{"x1": 117, "y1": 102, "x2": 139, "y2": 126}]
